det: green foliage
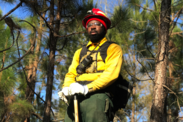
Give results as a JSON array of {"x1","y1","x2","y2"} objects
[
  {"x1": 0, "y1": 29, "x2": 11, "y2": 50},
  {"x1": 30, "y1": 92, "x2": 44, "y2": 121},
  {"x1": 52, "y1": 99, "x2": 67, "y2": 121},
  {"x1": 115, "y1": 109, "x2": 128, "y2": 121},
  {"x1": 1, "y1": 0, "x2": 183, "y2": 121},
  {"x1": 17, "y1": 72, "x2": 27, "y2": 97},
  {"x1": 0, "y1": 9, "x2": 2, "y2": 18},
  {"x1": 40, "y1": 56, "x2": 49, "y2": 72},
  {"x1": 8, "y1": 99, "x2": 34, "y2": 121},
  {"x1": 0, "y1": 68, "x2": 17, "y2": 95}
]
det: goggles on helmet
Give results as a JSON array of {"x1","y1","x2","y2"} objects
[
  {"x1": 82, "y1": 8, "x2": 111, "y2": 30},
  {"x1": 87, "y1": 10, "x2": 93, "y2": 15}
]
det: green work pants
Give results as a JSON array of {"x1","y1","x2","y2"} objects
[{"x1": 64, "y1": 93, "x2": 114, "y2": 122}]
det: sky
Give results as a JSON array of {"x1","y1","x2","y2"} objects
[
  {"x1": 0, "y1": 1, "x2": 136, "y2": 122},
  {"x1": 0, "y1": 1, "x2": 30, "y2": 19},
  {"x1": 0, "y1": 0, "x2": 148, "y2": 121}
]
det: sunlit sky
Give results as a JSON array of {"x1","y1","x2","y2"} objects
[{"x1": 0, "y1": 1, "x2": 159, "y2": 121}]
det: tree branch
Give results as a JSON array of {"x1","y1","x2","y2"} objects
[
  {"x1": 0, "y1": 32, "x2": 32, "y2": 72},
  {"x1": 163, "y1": 85, "x2": 183, "y2": 114},
  {"x1": 55, "y1": 31, "x2": 86, "y2": 38},
  {"x1": 19, "y1": 20, "x2": 36, "y2": 30},
  {"x1": 33, "y1": 5, "x2": 53, "y2": 32},
  {"x1": 136, "y1": 54, "x2": 154, "y2": 83},
  {"x1": 0, "y1": 32, "x2": 15, "y2": 53},
  {"x1": 0, "y1": 1, "x2": 23, "y2": 22},
  {"x1": 18, "y1": 22, "x2": 56, "y2": 118},
  {"x1": 134, "y1": 4, "x2": 154, "y2": 12},
  {"x1": 31, "y1": 112, "x2": 43, "y2": 120},
  {"x1": 171, "y1": 31, "x2": 183, "y2": 36},
  {"x1": 56, "y1": 38, "x2": 67, "y2": 51},
  {"x1": 144, "y1": 31, "x2": 155, "y2": 59},
  {"x1": 169, "y1": 9, "x2": 182, "y2": 36},
  {"x1": 38, "y1": 49, "x2": 49, "y2": 64},
  {"x1": 170, "y1": 6, "x2": 183, "y2": 25}
]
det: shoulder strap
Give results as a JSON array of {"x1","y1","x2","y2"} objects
[
  {"x1": 79, "y1": 44, "x2": 87, "y2": 62},
  {"x1": 79, "y1": 41, "x2": 115, "y2": 63},
  {"x1": 99, "y1": 41, "x2": 114, "y2": 63}
]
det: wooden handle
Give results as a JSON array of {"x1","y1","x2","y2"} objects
[{"x1": 74, "y1": 95, "x2": 79, "y2": 122}]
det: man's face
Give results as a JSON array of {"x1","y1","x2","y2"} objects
[{"x1": 86, "y1": 20, "x2": 106, "y2": 43}]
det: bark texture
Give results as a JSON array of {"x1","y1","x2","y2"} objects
[
  {"x1": 43, "y1": 0, "x2": 62, "y2": 121},
  {"x1": 150, "y1": 0, "x2": 171, "y2": 122},
  {"x1": 24, "y1": 14, "x2": 44, "y2": 122},
  {"x1": 131, "y1": 85, "x2": 136, "y2": 122}
]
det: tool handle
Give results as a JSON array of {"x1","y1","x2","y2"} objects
[{"x1": 74, "y1": 95, "x2": 79, "y2": 122}]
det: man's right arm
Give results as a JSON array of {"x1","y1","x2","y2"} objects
[{"x1": 62, "y1": 48, "x2": 82, "y2": 87}]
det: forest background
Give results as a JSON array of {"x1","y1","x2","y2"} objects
[{"x1": 0, "y1": 0, "x2": 183, "y2": 122}]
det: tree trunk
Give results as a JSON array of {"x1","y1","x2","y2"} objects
[
  {"x1": 43, "y1": 0, "x2": 55, "y2": 120},
  {"x1": 24, "y1": 14, "x2": 44, "y2": 122},
  {"x1": 43, "y1": 0, "x2": 62, "y2": 121},
  {"x1": 150, "y1": 0, "x2": 171, "y2": 122},
  {"x1": 113, "y1": 115, "x2": 118, "y2": 122},
  {"x1": 131, "y1": 53, "x2": 136, "y2": 122},
  {"x1": 173, "y1": 108, "x2": 178, "y2": 122},
  {"x1": 24, "y1": 38, "x2": 35, "y2": 122},
  {"x1": 131, "y1": 84, "x2": 136, "y2": 122},
  {"x1": 0, "y1": 40, "x2": 8, "y2": 82},
  {"x1": 167, "y1": 109, "x2": 171, "y2": 122}
]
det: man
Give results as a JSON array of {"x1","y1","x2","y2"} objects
[{"x1": 58, "y1": 8, "x2": 123, "y2": 122}]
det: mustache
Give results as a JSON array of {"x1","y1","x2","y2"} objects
[{"x1": 90, "y1": 30, "x2": 98, "y2": 34}]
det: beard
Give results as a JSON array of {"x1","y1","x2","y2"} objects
[{"x1": 88, "y1": 29, "x2": 106, "y2": 43}]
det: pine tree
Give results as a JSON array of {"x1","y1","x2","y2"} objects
[
  {"x1": 123, "y1": 0, "x2": 183, "y2": 121},
  {"x1": 0, "y1": 8, "x2": 35, "y2": 122}
]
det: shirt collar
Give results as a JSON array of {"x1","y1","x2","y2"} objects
[{"x1": 86, "y1": 37, "x2": 107, "y2": 47}]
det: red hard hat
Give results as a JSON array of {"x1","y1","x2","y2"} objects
[{"x1": 82, "y1": 8, "x2": 111, "y2": 30}]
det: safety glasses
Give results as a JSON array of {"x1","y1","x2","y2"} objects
[{"x1": 87, "y1": 22, "x2": 102, "y2": 28}]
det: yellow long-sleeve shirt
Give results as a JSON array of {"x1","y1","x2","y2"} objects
[{"x1": 63, "y1": 37, "x2": 123, "y2": 92}]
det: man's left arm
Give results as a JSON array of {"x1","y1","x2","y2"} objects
[{"x1": 87, "y1": 43, "x2": 123, "y2": 92}]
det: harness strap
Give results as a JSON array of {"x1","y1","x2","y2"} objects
[
  {"x1": 79, "y1": 41, "x2": 115, "y2": 63},
  {"x1": 99, "y1": 41, "x2": 114, "y2": 63},
  {"x1": 79, "y1": 44, "x2": 87, "y2": 61}
]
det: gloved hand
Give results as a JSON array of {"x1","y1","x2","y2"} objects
[
  {"x1": 58, "y1": 87, "x2": 70, "y2": 105},
  {"x1": 59, "y1": 87, "x2": 70, "y2": 96},
  {"x1": 69, "y1": 82, "x2": 88, "y2": 95}
]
